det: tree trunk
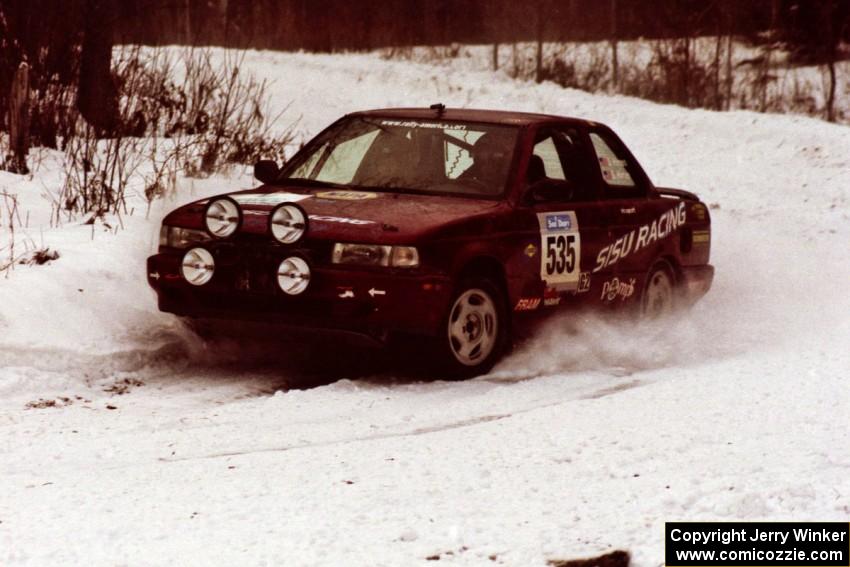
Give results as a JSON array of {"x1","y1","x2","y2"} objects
[
  {"x1": 535, "y1": 2, "x2": 544, "y2": 83},
  {"x1": 77, "y1": 0, "x2": 119, "y2": 136},
  {"x1": 610, "y1": 0, "x2": 618, "y2": 91},
  {"x1": 6, "y1": 61, "x2": 30, "y2": 174},
  {"x1": 826, "y1": 58, "x2": 836, "y2": 122},
  {"x1": 823, "y1": 1, "x2": 838, "y2": 122}
]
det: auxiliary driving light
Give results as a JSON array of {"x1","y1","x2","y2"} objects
[
  {"x1": 204, "y1": 198, "x2": 240, "y2": 238},
  {"x1": 270, "y1": 204, "x2": 307, "y2": 244},
  {"x1": 181, "y1": 247, "x2": 215, "y2": 286},
  {"x1": 277, "y1": 256, "x2": 310, "y2": 295}
]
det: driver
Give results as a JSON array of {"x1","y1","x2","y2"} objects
[{"x1": 459, "y1": 133, "x2": 511, "y2": 192}]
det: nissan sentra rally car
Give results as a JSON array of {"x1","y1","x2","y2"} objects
[{"x1": 148, "y1": 106, "x2": 714, "y2": 376}]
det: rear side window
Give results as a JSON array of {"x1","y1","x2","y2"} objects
[{"x1": 590, "y1": 132, "x2": 636, "y2": 189}]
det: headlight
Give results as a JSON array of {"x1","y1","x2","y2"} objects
[
  {"x1": 181, "y1": 247, "x2": 215, "y2": 286},
  {"x1": 277, "y1": 256, "x2": 311, "y2": 295},
  {"x1": 270, "y1": 204, "x2": 307, "y2": 244},
  {"x1": 204, "y1": 198, "x2": 240, "y2": 238},
  {"x1": 160, "y1": 226, "x2": 209, "y2": 249},
  {"x1": 332, "y1": 243, "x2": 419, "y2": 268},
  {"x1": 390, "y1": 246, "x2": 419, "y2": 268}
]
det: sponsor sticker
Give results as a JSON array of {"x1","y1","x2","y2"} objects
[
  {"x1": 546, "y1": 214, "x2": 572, "y2": 231},
  {"x1": 524, "y1": 243, "x2": 538, "y2": 258},
  {"x1": 514, "y1": 298, "x2": 541, "y2": 312},
  {"x1": 543, "y1": 287, "x2": 561, "y2": 307},
  {"x1": 537, "y1": 211, "x2": 581, "y2": 291},
  {"x1": 601, "y1": 277, "x2": 635, "y2": 302},
  {"x1": 380, "y1": 120, "x2": 467, "y2": 131},
  {"x1": 577, "y1": 272, "x2": 591, "y2": 293},
  {"x1": 593, "y1": 201, "x2": 687, "y2": 273},
  {"x1": 309, "y1": 215, "x2": 375, "y2": 226},
  {"x1": 231, "y1": 192, "x2": 312, "y2": 206},
  {"x1": 315, "y1": 190, "x2": 378, "y2": 201}
]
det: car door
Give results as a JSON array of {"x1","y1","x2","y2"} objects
[
  {"x1": 585, "y1": 127, "x2": 654, "y2": 307},
  {"x1": 518, "y1": 124, "x2": 608, "y2": 310}
]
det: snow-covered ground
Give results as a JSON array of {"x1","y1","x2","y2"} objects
[{"x1": 1, "y1": 49, "x2": 849, "y2": 566}]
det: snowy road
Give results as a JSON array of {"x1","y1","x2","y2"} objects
[{"x1": 1, "y1": 49, "x2": 849, "y2": 566}]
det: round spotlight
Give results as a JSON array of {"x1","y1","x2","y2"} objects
[
  {"x1": 181, "y1": 247, "x2": 215, "y2": 286},
  {"x1": 270, "y1": 204, "x2": 307, "y2": 244},
  {"x1": 277, "y1": 256, "x2": 310, "y2": 295},
  {"x1": 205, "y1": 198, "x2": 240, "y2": 238}
]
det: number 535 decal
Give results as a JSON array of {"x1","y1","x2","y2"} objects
[{"x1": 537, "y1": 211, "x2": 581, "y2": 291}]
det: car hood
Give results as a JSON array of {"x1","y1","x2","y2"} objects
[{"x1": 164, "y1": 185, "x2": 504, "y2": 244}]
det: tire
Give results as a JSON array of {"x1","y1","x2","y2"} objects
[
  {"x1": 641, "y1": 261, "x2": 677, "y2": 319},
  {"x1": 437, "y1": 277, "x2": 508, "y2": 378}
]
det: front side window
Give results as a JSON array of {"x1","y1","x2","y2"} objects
[
  {"x1": 282, "y1": 117, "x2": 519, "y2": 198},
  {"x1": 532, "y1": 136, "x2": 566, "y2": 181}
]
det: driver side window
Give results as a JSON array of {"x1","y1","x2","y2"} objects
[
  {"x1": 526, "y1": 127, "x2": 592, "y2": 202},
  {"x1": 532, "y1": 136, "x2": 566, "y2": 181}
]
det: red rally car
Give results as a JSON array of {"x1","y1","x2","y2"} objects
[{"x1": 148, "y1": 106, "x2": 714, "y2": 376}]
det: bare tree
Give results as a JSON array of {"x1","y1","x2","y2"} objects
[
  {"x1": 610, "y1": 0, "x2": 618, "y2": 91},
  {"x1": 78, "y1": 0, "x2": 119, "y2": 135},
  {"x1": 5, "y1": 62, "x2": 29, "y2": 174}
]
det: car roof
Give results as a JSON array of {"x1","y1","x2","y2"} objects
[{"x1": 349, "y1": 107, "x2": 597, "y2": 127}]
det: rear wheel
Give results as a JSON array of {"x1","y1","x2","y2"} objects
[
  {"x1": 641, "y1": 262, "x2": 676, "y2": 318},
  {"x1": 438, "y1": 278, "x2": 508, "y2": 378}
]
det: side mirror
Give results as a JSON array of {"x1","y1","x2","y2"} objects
[
  {"x1": 526, "y1": 178, "x2": 576, "y2": 203},
  {"x1": 254, "y1": 160, "x2": 280, "y2": 184}
]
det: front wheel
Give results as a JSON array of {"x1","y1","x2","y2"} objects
[{"x1": 438, "y1": 279, "x2": 508, "y2": 378}]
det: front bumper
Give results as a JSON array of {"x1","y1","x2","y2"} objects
[{"x1": 147, "y1": 248, "x2": 452, "y2": 339}]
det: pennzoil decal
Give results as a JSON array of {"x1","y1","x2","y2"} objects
[
  {"x1": 593, "y1": 202, "x2": 686, "y2": 273},
  {"x1": 231, "y1": 192, "x2": 312, "y2": 205},
  {"x1": 537, "y1": 211, "x2": 581, "y2": 291},
  {"x1": 315, "y1": 190, "x2": 378, "y2": 200}
]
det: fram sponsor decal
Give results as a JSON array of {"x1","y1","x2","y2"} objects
[
  {"x1": 593, "y1": 202, "x2": 686, "y2": 273},
  {"x1": 514, "y1": 298, "x2": 541, "y2": 311},
  {"x1": 601, "y1": 277, "x2": 635, "y2": 302},
  {"x1": 545, "y1": 214, "x2": 572, "y2": 231}
]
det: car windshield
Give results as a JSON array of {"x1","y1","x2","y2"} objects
[{"x1": 280, "y1": 116, "x2": 519, "y2": 198}]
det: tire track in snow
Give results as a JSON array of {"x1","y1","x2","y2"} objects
[{"x1": 156, "y1": 374, "x2": 646, "y2": 464}]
